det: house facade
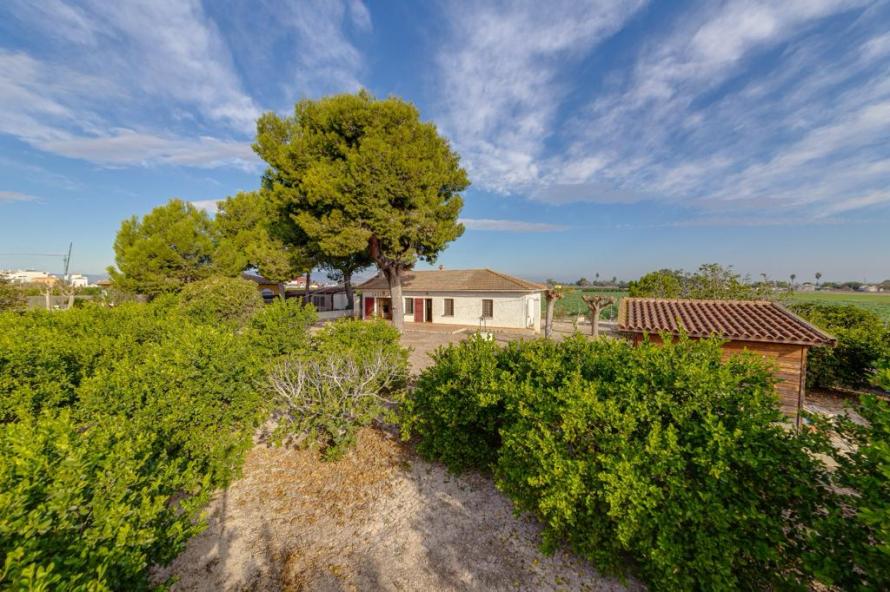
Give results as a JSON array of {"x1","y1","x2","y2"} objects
[
  {"x1": 618, "y1": 298, "x2": 836, "y2": 426},
  {"x1": 357, "y1": 268, "x2": 544, "y2": 332}
]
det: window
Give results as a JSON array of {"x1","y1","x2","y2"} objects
[
  {"x1": 405, "y1": 298, "x2": 414, "y2": 314},
  {"x1": 444, "y1": 298, "x2": 454, "y2": 316},
  {"x1": 312, "y1": 295, "x2": 326, "y2": 309},
  {"x1": 482, "y1": 299, "x2": 493, "y2": 318}
]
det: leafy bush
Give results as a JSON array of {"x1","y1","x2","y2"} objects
[
  {"x1": 0, "y1": 304, "x2": 179, "y2": 421},
  {"x1": 806, "y1": 396, "x2": 890, "y2": 590},
  {"x1": 0, "y1": 276, "x2": 25, "y2": 312},
  {"x1": 629, "y1": 263, "x2": 770, "y2": 300},
  {"x1": 177, "y1": 275, "x2": 264, "y2": 327},
  {"x1": 790, "y1": 303, "x2": 890, "y2": 389},
  {"x1": 76, "y1": 323, "x2": 266, "y2": 484},
  {"x1": 269, "y1": 319, "x2": 407, "y2": 459},
  {"x1": 403, "y1": 335, "x2": 833, "y2": 590},
  {"x1": 400, "y1": 335, "x2": 505, "y2": 471},
  {"x1": 249, "y1": 297, "x2": 317, "y2": 357},
  {"x1": 0, "y1": 299, "x2": 304, "y2": 589},
  {"x1": 0, "y1": 411, "x2": 206, "y2": 591}
]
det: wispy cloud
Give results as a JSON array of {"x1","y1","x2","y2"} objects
[
  {"x1": 0, "y1": 191, "x2": 39, "y2": 203},
  {"x1": 435, "y1": 0, "x2": 647, "y2": 192},
  {"x1": 0, "y1": 0, "x2": 368, "y2": 168},
  {"x1": 190, "y1": 199, "x2": 221, "y2": 214},
  {"x1": 460, "y1": 218, "x2": 568, "y2": 232},
  {"x1": 435, "y1": 0, "x2": 888, "y2": 221}
]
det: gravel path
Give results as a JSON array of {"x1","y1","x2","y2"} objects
[{"x1": 157, "y1": 429, "x2": 639, "y2": 592}]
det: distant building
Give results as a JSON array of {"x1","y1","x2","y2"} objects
[
  {"x1": 799, "y1": 282, "x2": 816, "y2": 292},
  {"x1": 3, "y1": 269, "x2": 57, "y2": 285},
  {"x1": 66, "y1": 274, "x2": 89, "y2": 288},
  {"x1": 860, "y1": 284, "x2": 880, "y2": 293}
]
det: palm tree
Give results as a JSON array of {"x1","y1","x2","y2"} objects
[
  {"x1": 790, "y1": 273, "x2": 796, "y2": 290},
  {"x1": 815, "y1": 272, "x2": 822, "y2": 287}
]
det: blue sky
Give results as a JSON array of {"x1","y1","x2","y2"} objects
[{"x1": 1, "y1": 0, "x2": 889, "y2": 282}]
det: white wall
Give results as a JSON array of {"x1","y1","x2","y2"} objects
[{"x1": 398, "y1": 291, "x2": 541, "y2": 332}]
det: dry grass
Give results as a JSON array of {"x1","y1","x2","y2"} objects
[{"x1": 156, "y1": 428, "x2": 637, "y2": 592}]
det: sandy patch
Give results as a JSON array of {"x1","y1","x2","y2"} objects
[{"x1": 157, "y1": 429, "x2": 638, "y2": 592}]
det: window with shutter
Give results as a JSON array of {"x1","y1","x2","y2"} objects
[
  {"x1": 482, "y1": 299, "x2": 493, "y2": 318},
  {"x1": 444, "y1": 298, "x2": 454, "y2": 316}
]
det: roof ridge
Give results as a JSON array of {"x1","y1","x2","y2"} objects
[{"x1": 483, "y1": 267, "x2": 545, "y2": 290}]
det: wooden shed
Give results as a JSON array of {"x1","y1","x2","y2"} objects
[{"x1": 617, "y1": 298, "x2": 835, "y2": 426}]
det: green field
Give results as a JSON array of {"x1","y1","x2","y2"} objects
[
  {"x1": 547, "y1": 289, "x2": 628, "y2": 320},
  {"x1": 784, "y1": 291, "x2": 890, "y2": 322},
  {"x1": 544, "y1": 289, "x2": 890, "y2": 322}
]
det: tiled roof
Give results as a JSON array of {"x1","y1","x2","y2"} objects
[
  {"x1": 357, "y1": 269, "x2": 544, "y2": 292},
  {"x1": 618, "y1": 298, "x2": 835, "y2": 346}
]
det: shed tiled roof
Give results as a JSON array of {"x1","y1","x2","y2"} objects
[
  {"x1": 357, "y1": 269, "x2": 544, "y2": 292},
  {"x1": 618, "y1": 298, "x2": 835, "y2": 346}
]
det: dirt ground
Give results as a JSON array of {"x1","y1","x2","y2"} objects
[{"x1": 157, "y1": 429, "x2": 638, "y2": 592}]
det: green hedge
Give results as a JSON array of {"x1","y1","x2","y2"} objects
[
  {"x1": 401, "y1": 335, "x2": 885, "y2": 590},
  {"x1": 0, "y1": 297, "x2": 295, "y2": 590},
  {"x1": 789, "y1": 302, "x2": 890, "y2": 390}
]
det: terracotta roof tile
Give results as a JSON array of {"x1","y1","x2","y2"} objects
[
  {"x1": 618, "y1": 298, "x2": 835, "y2": 346},
  {"x1": 357, "y1": 268, "x2": 544, "y2": 292}
]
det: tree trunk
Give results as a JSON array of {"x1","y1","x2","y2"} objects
[
  {"x1": 544, "y1": 294, "x2": 556, "y2": 338},
  {"x1": 44, "y1": 286, "x2": 52, "y2": 311},
  {"x1": 384, "y1": 268, "x2": 404, "y2": 332},
  {"x1": 582, "y1": 295, "x2": 614, "y2": 339},
  {"x1": 590, "y1": 304, "x2": 602, "y2": 338},
  {"x1": 303, "y1": 271, "x2": 311, "y2": 304},
  {"x1": 344, "y1": 270, "x2": 354, "y2": 311}
]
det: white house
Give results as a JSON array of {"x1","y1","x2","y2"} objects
[
  {"x1": 66, "y1": 274, "x2": 89, "y2": 288},
  {"x1": 357, "y1": 268, "x2": 544, "y2": 332}
]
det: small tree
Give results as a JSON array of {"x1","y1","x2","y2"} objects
[
  {"x1": 108, "y1": 199, "x2": 216, "y2": 297},
  {"x1": 214, "y1": 191, "x2": 304, "y2": 293},
  {"x1": 322, "y1": 252, "x2": 371, "y2": 311},
  {"x1": 254, "y1": 91, "x2": 469, "y2": 331},
  {"x1": 0, "y1": 276, "x2": 25, "y2": 312},
  {"x1": 544, "y1": 285, "x2": 564, "y2": 338},
  {"x1": 582, "y1": 295, "x2": 615, "y2": 338}
]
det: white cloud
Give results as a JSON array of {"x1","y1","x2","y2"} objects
[
  {"x1": 0, "y1": 1, "x2": 368, "y2": 168},
  {"x1": 0, "y1": 191, "x2": 38, "y2": 203},
  {"x1": 433, "y1": 1, "x2": 889, "y2": 220},
  {"x1": 190, "y1": 199, "x2": 221, "y2": 214},
  {"x1": 37, "y1": 130, "x2": 258, "y2": 170},
  {"x1": 460, "y1": 218, "x2": 568, "y2": 232},
  {"x1": 435, "y1": 1, "x2": 647, "y2": 192}
]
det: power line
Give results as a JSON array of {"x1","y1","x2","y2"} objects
[{"x1": 0, "y1": 252, "x2": 67, "y2": 257}]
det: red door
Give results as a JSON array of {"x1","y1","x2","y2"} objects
[
  {"x1": 364, "y1": 297, "x2": 375, "y2": 318},
  {"x1": 414, "y1": 298, "x2": 424, "y2": 322}
]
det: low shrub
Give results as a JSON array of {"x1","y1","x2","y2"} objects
[
  {"x1": 76, "y1": 323, "x2": 266, "y2": 485},
  {"x1": 806, "y1": 395, "x2": 890, "y2": 590},
  {"x1": 0, "y1": 411, "x2": 206, "y2": 591},
  {"x1": 249, "y1": 297, "x2": 316, "y2": 357},
  {"x1": 176, "y1": 276, "x2": 264, "y2": 327},
  {"x1": 269, "y1": 319, "x2": 407, "y2": 459},
  {"x1": 0, "y1": 298, "x2": 303, "y2": 589},
  {"x1": 399, "y1": 335, "x2": 508, "y2": 472},
  {"x1": 790, "y1": 303, "x2": 889, "y2": 389},
  {"x1": 403, "y1": 335, "x2": 834, "y2": 590}
]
